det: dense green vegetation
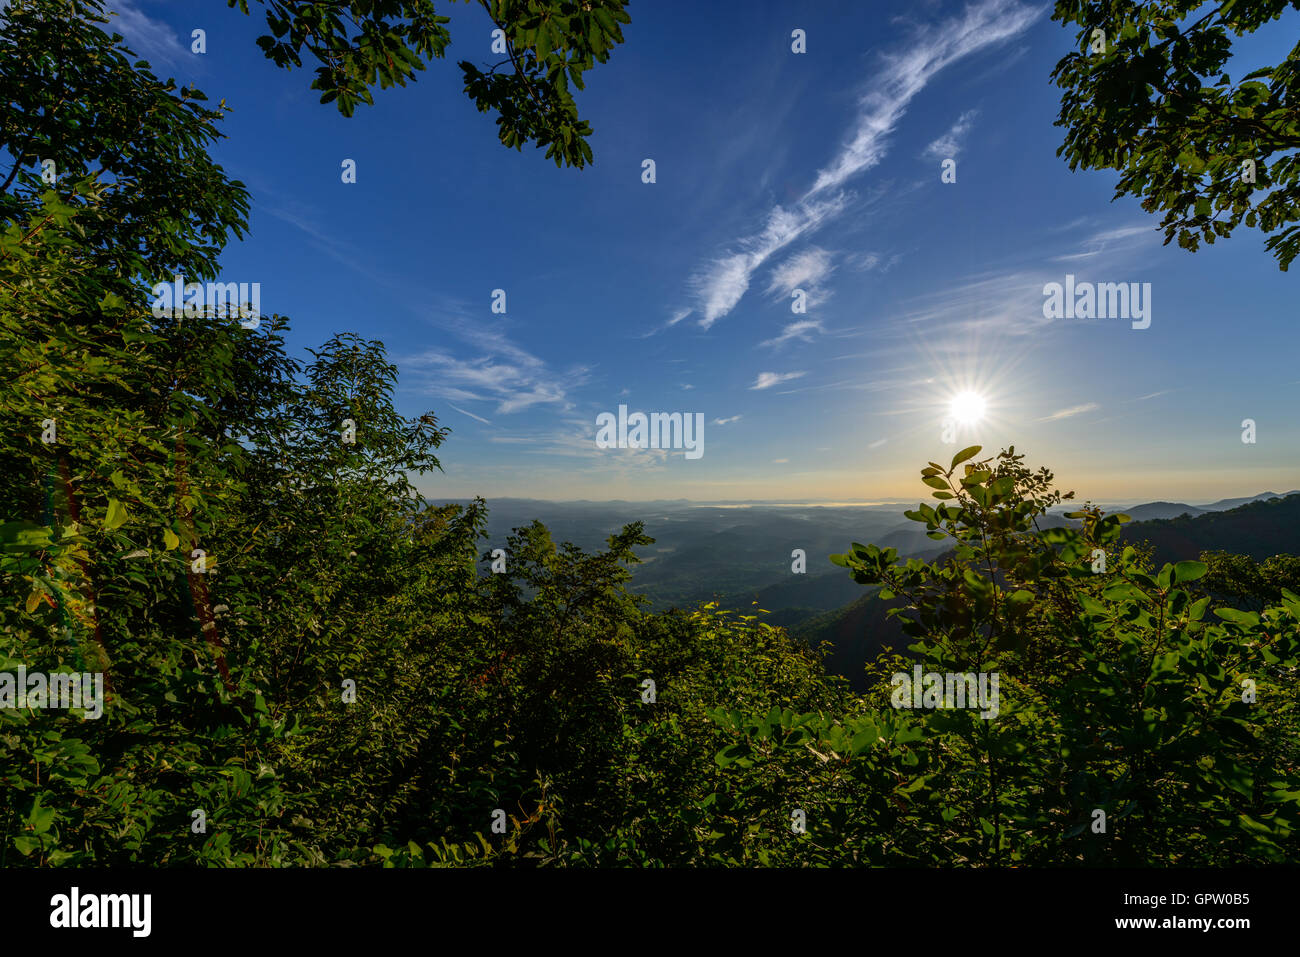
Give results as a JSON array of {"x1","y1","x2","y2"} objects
[
  {"x1": 1, "y1": 0, "x2": 1298, "y2": 867},
  {"x1": 229, "y1": 0, "x2": 630, "y2": 165},
  {"x1": 1120, "y1": 494, "x2": 1300, "y2": 565},
  {"x1": 1051, "y1": 0, "x2": 1300, "y2": 269}
]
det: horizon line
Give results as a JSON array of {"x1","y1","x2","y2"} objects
[{"x1": 425, "y1": 490, "x2": 1300, "y2": 509}]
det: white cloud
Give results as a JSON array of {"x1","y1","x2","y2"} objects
[
  {"x1": 400, "y1": 313, "x2": 587, "y2": 415},
  {"x1": 686, "y1": 0, "x2": 1037, "y2": 328},
  {"x1": 751, "y1": 371, "x2": 807, "y2": 390},
  {"x1": 1039, "y1": 402, "x2": 1099, "y2": 422},
  {"x1": 449, "y1": 404, "x2": 492, "y2": 424},
  {"x1": 766, "y1": 247, "x2": 836, "y2": 302},
  {"x1": 692, "y1": 195, "x2": 849, "y2": 329},
  {"x1": 894, "y1": 269, "x2": 1051, "y2": 337},
  {"x1": 713, "y1": 415, "x2": 743, "y2": 425},
  {"x1": 923, "y1": 109, "x2": 980, "y2": 159},
  {"x1": 639, "y1": 306, "x2": 693, "y2": 337},
  {"x1": 807, "y1": 0, "x2": 1038, "y2": 195},
  {"x1": 104, "y1": 1, "x2": 186, "y2": 66},
  {"x1": 1050, "y1": 224, "x2": 1154, "y2": 262},
  {"x1": 760, "y1": 320, "x2": 824, "y2": 349},
  {"x1": 847, "y1": 250, "x2": 903, "y2": 273}
]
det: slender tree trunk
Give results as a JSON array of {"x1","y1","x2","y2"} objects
[
  {"x1": 57, "y1": 455, "x2": 114, "y2": 695},
  {"x1": 174, "y1": 432, "x2": 234, "y2": 693}
]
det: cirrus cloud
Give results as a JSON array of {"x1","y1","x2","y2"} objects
[{"x1": 751, "y1": 370, "x2": 807, "y2": 390}]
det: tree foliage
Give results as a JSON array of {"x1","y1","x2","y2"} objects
[
  {"x1": 1052, "y1": 0, "x2": 1300, "y2": 268},
  {"x1": 227, "y1": 0, "x2": 631, "y2": 166}
]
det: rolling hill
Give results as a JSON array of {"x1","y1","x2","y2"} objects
[{"x1": 793, "y1": 490, "x2": 1300, "y2": 689}]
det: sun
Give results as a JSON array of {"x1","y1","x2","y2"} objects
[{"x1": 949, "y1": 391, "x2": 987, "y2": 426}]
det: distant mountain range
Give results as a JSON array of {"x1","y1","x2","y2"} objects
[
  {"x1": 444, "y1": 497, "x2": 949, "y2": 613},
  {"x1": 793, "y1": 491, "x2": 1300, "y2": 689},
  {"x1": 1117, "y1": 492, "x2": 1300, "y2": 567},
  {"x1": 1095, "y1": 490, "x2": 1300, "y2": 522},
  {"x1": 437, "y1": 490, "x2": 1299, "y2": 669}
]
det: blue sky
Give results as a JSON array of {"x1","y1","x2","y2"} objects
[{"x1": 110, "y1": 0, "x2": 1300, "y2": 503}]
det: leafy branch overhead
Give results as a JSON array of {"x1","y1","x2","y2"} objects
[
  {"x1": 229, "y1": 0, "x2": 631, "y2": 167},
  {"x1": 1051, "y1": 0, "x2": 1300, "y2": 269}
]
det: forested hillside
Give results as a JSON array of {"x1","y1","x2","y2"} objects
[
  {"x1": 798, "y1": 496, "x2": 1300, "y2": 689},
  {"x1": 1121, "y1": 495, "x2": 1300, "y2": 567}
]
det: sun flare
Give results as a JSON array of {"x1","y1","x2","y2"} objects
[{"x1": 949, "y1": 391, "x2": 987, "y2": 426}]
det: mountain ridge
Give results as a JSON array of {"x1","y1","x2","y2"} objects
[{"x1": 791, "y1": 491, "x2": 1300, "y2": 690}]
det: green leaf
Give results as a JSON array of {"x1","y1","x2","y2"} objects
[
  {"x1": 950, "y1": 445, "x2": 981, "y2": 468},
  {"x1": 1173, "y1": 560, "x2": 1207, "y2": 584},
  {"x1": 1214, "y1": 607, "x2": 1259, "y2": 626},
  {"x1": 12, "y1": 835, "x2": 40, "y2": 856},
  {"x1": 27, "y1": 794, "x2": 56, "y2": 835},
  {"x1": 104, "y1": 499, "x2": 128, "y2": 532},
  {"x1": 0, "y1": 520, "x2": 53, "y2": 552},
  {"x1": 1103, "y1": 582, "x2": 1144, "y2": 602},
  {"x1": 98, "y1": 291, "x2": 126, "y2": 311}
]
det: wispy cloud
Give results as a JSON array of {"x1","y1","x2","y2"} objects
[
  {"x1": 766, "y1": 246, "x2": 836, "y2": 307},
  {"x1": 807, "y1": 0, "x2": 1037, "y2": 195},
  {"x1": 257, "y1": 194, "x2": 399, "y2": 289},
  {"x1": 449, "y1": 404, "x2": 492, "y2": 424},
  {"x1": 895, "y1": 269, "x2": 1053, "y2": 336},
  {"x1": 923, "y1": 109, "x2": 980, "y2": 159},
  {"x1": 751, "y1": 371, "x2": 807, "y2": 390},
  {"x1": 713, "y1": 415, "x2": 743, "y2": 425},
  {"x1": 400, "y1": 302, "x2": 588, "y2": 415},
  {"x1": 638, "y1": 306, "x2": 695, "y2": 338},
  {"x1": 691, "y1": 195, "x2": 848, "y2": 328},
  {"x1": 256, "y1": 190, "x2": 589, "y2": 420},
  {"x1": 1050, "y1": 224, "x2": 1154, "y2": 263},
  {"x1": 104, "y1": 1, "x2": 186, "y2": 66},
  {"x1": 846, "y1": 250, "x2": 903, "y2": 273},
  {"x1": 1039, "y1": 402, "x2": 1099, "y2": 422},
  {"x1": 760, "y1": 320, "x2": 824, "y2": 349},
  {"x1": 685, "y1": 0, "x2": 1038, "y2": 329},
  {"x1": 402, "y1": 351, "x2": 566, "y2": 412},
  {"x1": 890, "y1": 212, "x2": 1165, "y2": 338}
]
